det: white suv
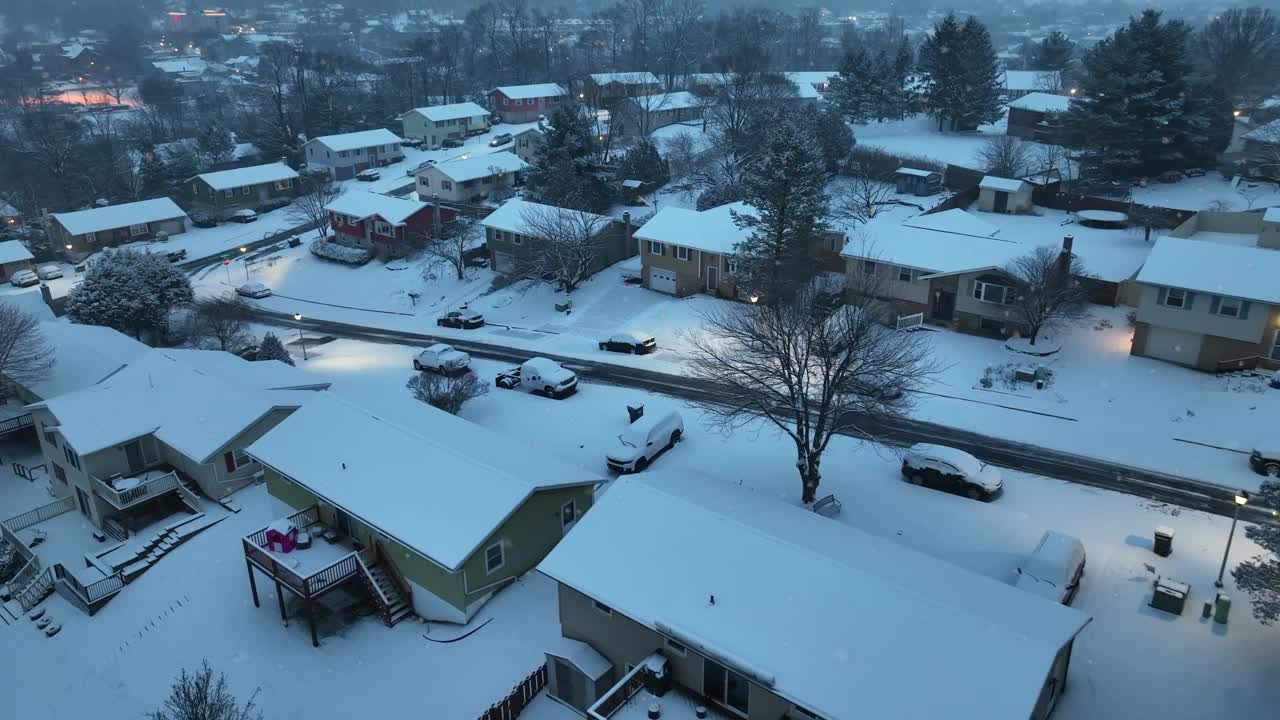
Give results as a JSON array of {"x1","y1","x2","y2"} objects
[{"x1": 606, "y1": 409, "x2": 684, "y2": 473}]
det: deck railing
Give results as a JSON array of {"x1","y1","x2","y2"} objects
[
  {"x1": 16, "y1": 566, "x2": 53, "y2": 611},
  {"x1": 52, "y1": 563, "x2": 124, "y2": 614},
  {"x1": 0, "y1": 413, "x2": 33, "y2": 437},
  {"x1": 244, "y1": 505, "x2": 320, "y2": 548},
  {"x1": 176, "y1": 480, "x2": 201, "y2": 511},
  {"x1": 92, "y1": 471, "x2": 179, "y2": 510},
  {"x1": 587, "y1": 662, "x2": 649, "y2": 719},
  {"x1": 242, "y1": 507, "x2": 360, "y2": 600},
  {"x1": 1, "y1": 495, "x2": 75, "y2": 532},
  {"x1": 2, "y1": 520, "x2": 41, "y2": 596}
]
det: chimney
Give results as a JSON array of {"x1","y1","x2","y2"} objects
[{"x1": 1062, "y1": 235, "x2": 1074, "y2": 255}]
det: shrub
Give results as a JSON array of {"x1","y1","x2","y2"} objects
[{"x1": 310, "y1": 237, "x2": 372, "y2": 265}]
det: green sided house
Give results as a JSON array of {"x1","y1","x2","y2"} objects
[
  {"x1": 243, "y1": 392, "x2": 599, "y2": 646},
  {"x1": 187, "y1": 162, "x2": 299, "y2": 217}
]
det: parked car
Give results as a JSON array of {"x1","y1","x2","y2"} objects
[
  {"x1": 1158, "y1": 170, "x2": 1185, "y2": 184},
  {"x1": 900, "y1": 444, "x2": 1003, "y2": 501},
  {"x1": 236, "y1": 282, "x2": 272, "y2": 299},
  {"x1": 166, "y1": 249, "x2": 188, "y2": 263},
  {"x1": 413, "y1": 343, "x2": 471, "y2": 375},
  {"x1": 1184, "y1": 167, "x2": 1206, "y2": 178},
  {"x1": 441, "y1": 138, "x2": 465, "y2": 149},
  {"x1": 230, "y1": 209, "x2": 258, "y2": 223},
  {"x1": 495, "y1": 357, "x2": 578, "y2": 398},
  {"x1": 189, "y1": 210, "x2": 217, "y2": 228},
  {"x1": 9, "y1": 269, "x2": 39, "y2": 287},
  {"x1": 356, "y1": 168, "x2": 381, "y2": 182},
  {"x1": 606, "y1": 409, "x2": 684, "y2": 473},
  {"x1": 237, "y1": 345, "x2": 260, "y2": 361},
  {"x1": 35, "y1": 264, "x2": 63, "y2": 280},
  {"x1": 488, "y1": 133, "x2": 513, "y2": 147},
  {"x1": 1016, "y1": 530, "x2": 1086, "y2": 606},
  {"x1": 598, "y1": 332, "x2": 657, "y2": 355},
  {"x1": 406, "y1": 159, "x2": 437, "y2": 176},
  {"x1": 1249, "y1": 447, "x2": 1280, "y2": 476},
  {"x1": 437, "y1": 309, "x2": 485, "y2": 329}
]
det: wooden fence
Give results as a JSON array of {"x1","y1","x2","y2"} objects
[{"x1": 477, "y1": 665, "x2": 548, "y2": 720}]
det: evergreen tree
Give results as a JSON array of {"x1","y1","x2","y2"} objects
[
  {"x1": 812, "y1": 105, "x2": 855, "y2": 173},
  {"x1": 1031, "y1": 31, "x2": 1076, "y2": 72},
  {"x1": 920, "y1": 14, "x2": 1002, "y2": 131},
  {"x1": 1233, "y1": 478, "x2": 1280, "y2": 624},
  {"x1": 957, "y1": 16, "x2": 1004, "y2": 127},
  {"x1": 733, "y1": 122, "x2": 830, "y2": 299},
  {"x1": 525, "y1": 103, "x2": 615, "y2": 213},
  {"x1": 139, "y1": 149, "x2": 168, "y2": 197},
  {"x1": 255, "y1": 332, "x2": 294, "y2": 366},
  {"x1": 830, "y1": 48, "x2": 876, "y2": 123},
  {"x1": 66, "y1": 249, "x2": 194, "y2": 340},
  {"x1": 615, "y1": 140, "x2": 670, "y2": 187}
]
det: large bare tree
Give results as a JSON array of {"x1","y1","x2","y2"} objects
[
  {"x1": 682, "y1": 274, "x2": 939, "y2": 503},
  {"x1": 830, "y1": 170, "x2": 898, "y2": 226},
  {"x1": 287, "y1": 174, "x2": 342, "y2": 240},
  {"x1": 0, "y1": 301, "x2": 53, "y2": 388},
  {"x1": 188, "y1": 294, "x2": 253, "y2": 353},
  {"x1": 514, "y1": 204, "x2": 612, "y2": 294},
  {"x1": 150, "y1": 660, "x2": 261, "y2": 720},
  {"x1": 977, "y1": 135, "x2": 1032, "y2": 179},
  {"x1": 420, "y1": 215, "x2": 479, "y2": 281},
  {"x1": 1002, "y1": 245, "x2": 1092, "y2": 346}
]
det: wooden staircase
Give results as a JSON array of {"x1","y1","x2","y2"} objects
[{"x1": 364, "y1": 562, "x2": 413, "y2": 627}]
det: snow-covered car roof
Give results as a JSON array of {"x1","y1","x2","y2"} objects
[
  {"x1": 523, "y1": 357, "x2": 569, "y2": 376},
  {"x1": 908, "y1": 443, "x2": 984, "y2": 477},
  {"x1": 240, "y1": 282, "x2": 267, "y2": 292},
  {"x1": 422, "y1": 343, "x2": 457, "y2": 354},
  {"x1": 36, "y1": 264, "x2": 60, "y2": 271},
  {"x1": 610, "y1": 331, "x2": 654, "y2": 344},
  {"x1": 12, "y1": 268, "x2": 37, "y2": 276},
  {"x1": 233, "y1": 208, "x2": 257, "y2": 216},
  {"x1": 446, "y1": 308, "x2": 482, "y2": 318},
  {"x1": 1025, "y1": 531, "x2": 1084, "y2": 579}
]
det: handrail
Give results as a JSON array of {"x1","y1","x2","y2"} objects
[
  {"x1": 356, "y1": 551, "x2": 391, "y2": 609},
  {"x1": 176, "y1": 480, "x2": 201, "y2": 511},
  {"x1": 587, "y1": 662, "x2": 648, "y2": 719},
  {"x1": 1, "y1": 521, "x2": 34, "y2": 563},
  {"x1": 91, "y1": 471, "x2": 179, "y2": 509},
  {"x1": 305, "y1": 553, "x2": 358, "y2": 596},
  {"x1": 242, "y1": 535, "x2": 360, "y2": 599},
  {"x1": 376, "y1": 541, "x2": 413, "y2": 603},
  {"x1": 244, "y1": 505, "x2": 320, "y2": 548},
  {"x1": 2, "y1": 495, "x2": 75, "y2": 532},
  {"x1": 17, "y1": 566, "x2": 53, "y2": 611},
  {"x1": 1215, "y1": 355, "x2": 1261, "y2": 373}
]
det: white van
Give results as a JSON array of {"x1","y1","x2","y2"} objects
[{"x1": 606, "y1": 409, "x2": 684, "y2": 473}]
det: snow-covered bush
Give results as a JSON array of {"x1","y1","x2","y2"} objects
[
  {"x1": 66, "y1": 248, "x2": 194, "y2": 340},
  {"x1": 310, "y1": 237, "x2": 372, "y2": 265}
]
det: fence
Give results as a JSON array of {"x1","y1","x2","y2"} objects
[
  {"x1": 1, "y1": 495, "x2": 75, "y2": 533},
  {"x1": 587, "y1": 663, "x2": 648, "y2": 719},
  {"x1": 52, "y1": 563, "x2": 125, "y2": 614},
  {"x1": 922, "y1": 185, "x2": 981, "y2": 215},
  {"x1": 17, "y1": 566, "x2": 52, "y2": 611},
  {"x1": 2, "y1": 520, "x2": 40, "y2": 595},
  {"x1": 477, "y1": 665, "x2": 548, "y2": 720},
  {"x1": 896, "y1": 312, "x2": 924, "y2": 331}
]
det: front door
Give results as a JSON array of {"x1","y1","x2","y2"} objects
[
  {"x1": 124, "y1": 441, "x2": 144, "y2": 473},
  {"x1": 334, "y1": 509, "x2": 352, "y2": 537},
  {"x1": 994, "y1": 191, "x2": 1009, "y2": 213},
  {"x1": 706, "y1": 265, "x2": 719, "y2": 293},
  {"x1": 932, "y1": 290, "x2": 956, "y2": 321},
  {"x1": 74, "y1": 487, "x2": 92, "y2": 519}
]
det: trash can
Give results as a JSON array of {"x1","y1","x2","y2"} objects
[
  {"x1": 1153, "y1": 526, "x2": 1174, "y2": 557},
  {"x1": 1214, "y1": 593, "x2": 1231, "y2": 624},
  {"x1": 627, "y1": 404, "x2": 645, "y2": 423}
]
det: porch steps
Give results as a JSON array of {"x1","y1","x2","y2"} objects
[
  {"x1": 218, "y1": 497, "x2": 242, "y2": 514},
  {"x1": 366, "y1": 564, "x2": 413, "y2": 626},
  {"x1": 116, "y1": 514, "x2": 228, "y2": 583}
]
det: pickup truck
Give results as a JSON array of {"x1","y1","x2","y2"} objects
[
  {"x1": 413, "y1": 343, "x2": 471, "y2": 376},
  {"x1": 495, "y1": 357, "x2": 578, "y2": 399}
]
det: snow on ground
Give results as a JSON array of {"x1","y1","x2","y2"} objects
[
  {"x1": 855, "y1": 115, "x2": 1006, "y2": 168},
  {"x1": 1130, "y1": 173, "x2": 1280, "y2": 212}
]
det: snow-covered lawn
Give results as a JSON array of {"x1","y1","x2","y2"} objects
[
  {"x1": 1130, "y1": 172, "x2": 1280, "y2": 212},
  {"x1": 855, "y1": 115, "x2": 1007, "y2": 168}
]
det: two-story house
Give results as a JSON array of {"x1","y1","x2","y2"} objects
[
  {"x1": 399, "y1": 102, "x2": 491, "y2": 148},
  {"x1": 48, "y1": 198, "x2": 189, "y2": 254},
  {"x1": 488, "y1": 83, "x2": 568, "y2": 124},
  {"x1": 244, "y1": 392, "x2": 599, "y2": 645},
  {"x1": 480, "y1": 198, "x2": 634, "y2": 277},
  {"x1": 583, "y1": 72, "x2": 662, "y2": 105},
  {"x1": 188, "y1": 162, "x2": 299, "y2": 216},
  {"x1": 539, "y1": 473, "x2": 1091, "y2": 720},
  {"x1": 415, "y1": 152, "x2": 527, "y2": 204},
  {"x1": 303, "y1": 128, "x2": 405, "y2": 180},
  {"x1": 324, "y1": 190, "x2": 454, "y2": 260}
]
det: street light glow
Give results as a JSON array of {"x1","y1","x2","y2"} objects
[
  {"x1": 294, "y1": 312, "x2": 302, "y2": 321},
  {"x1": 239, "y1": 246, "x2": 247, "y2": 253},
  {"x1": 1235, "y1": 493, "x2": 1249, "y2": 506}
]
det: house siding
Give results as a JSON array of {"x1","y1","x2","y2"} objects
[
  {"x1": 489, "y1": 90, "x2": 563, "y2": 124},
  {"x1": 188, "y1": 177, "x2": 296, "y2": 215},
  {"x1": 304, "y1": 140, "x2": 405, "y2": 180},
  {"x1": 49, "y1": 216, "x2": 188, "y2": 254},
  {"x1": 401, "y1": 112, "x2": 489, "y2": 147},
  {"x1": 417, "y1": 166, "x2": 520, "y2": 204},
  {"x1": 487, "y1": 222, "x2": 634, "y2": 278},
  {"x1": 641, "y1": 240, "x2": 705, "y2": 297},
  {"x1": 1132, "y1": 287, "x2": 1280, "y2": 370}
]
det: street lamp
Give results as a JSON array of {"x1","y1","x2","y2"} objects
[
  {"x1": 240, "y1": 246, "x2": 250, "y2": 282},
  {"x1": 1215, "y1": 491, "x2": 1249, "y2": 588},
  {"x1": 293, "y1": 313, "x2": 307, "y2": 361},
  {"x1": 749, "y1": 294, "x2": 759, "y2": 304}
]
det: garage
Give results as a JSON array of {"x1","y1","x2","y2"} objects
[
  {"x1": 1144, "y1": 326, "x2": 1203, "y2": 366},
  {"x1": 648, "y1": 268, "x2": 677, "y2": 295}
]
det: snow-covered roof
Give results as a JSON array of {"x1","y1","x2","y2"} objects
[
  {"x1": 1007, "y1": 92, "x2": 1071, "y2": 114},
  {"x1": 403, "y1": 101, "x2": 490, "y2": 123},
  {"x1": 430, "y1": 153, "x2": 527, "y2": 183},
  {"x1": 895, "y1": 167, "x2": 940, "y2": 178},
  {"x1": 51, "y1": 198, "x2": 187, "y2": 237},
  {"x1": 62, "y1": 43, "x2": 86, "y2": 59},
  {"x1": 1136, "y1": 237, "x2": 1280, "y2": 305},
  {"x1": 1242, "y1": 118, "x2": 1280, "y2": 143},
  {"x1": 539, "y1": 474, "x2": 1092, "y2": 720},
  {"x1": 633, "y1": 202, "x2": 756, "y2": 255},
  {"x1": 1265, "y1": 207, "x2": 1280, "y2": 224},
  {"x1": 0, "y1": 240, "x2": 33, "y2": 265},
  {"x1": 152, "y1": 57, "x2": 208, "y2": 75},
  {"x1": 22, "y1": 322, "x2": 148, "y2": 400},
  {"x1": 159, "y1": 349, "x2": 329, "y2": 391},
  {"x1": 1002, "y1": 70, "x2": 1059, "y2": 92},
  {"x1": 492, "y1": 83, "x2": 567, "y2": 100},
  {"x1": 980, "y1": 176, "x2": 1028, "y2": 193},
  {"x1": 194, "y1": 162, "x2": 298, "y2": 191},
  {"x1": 0, "y1": 197, "x2": 18, "y2": 216},
  {"x1": 785, "y1": 70, "x2": 838, "y2": 86},
  {"x1": 325, "y1": 190, "x2": 428, "y2": 225},
  {"x1": 548, "y1": 637, "x2": 612, "y2": 681},
  {"x1": 35, "y1": 350, "x2": 318, "y2": 461},
  {"x1": 844, "y1": 218, "x2": 1019, "y2": 275},
  {"x1": 903, "y1": 208, "x2": 1001, "y2": 237},
  {"x1": 590, "y1": 72, "x2": 660, "y2": 86},
  {"x1": 630, "y1": 91, "x2": 701, "y2": 112},
  {"x1": 246, "y1": 392, "x2": 599, "y2": 572},
  {"x1": 480, "y1": 198, "x2": 613, "y2": 237},
  {"x1": 310, "y1": 128, "x2": 403, "y2": 153}
]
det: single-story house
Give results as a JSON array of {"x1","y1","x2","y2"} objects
[
  {"x1": 488, "y1": 83, "x2": 568, "y2": 124},
  {"x1": 978, "y1": 176, "x2": 1033, "y2": 214},
  {"x1": 784, "y1": 70, "x2": 838, "y2": 93},
  {"x1": 1003, "y1": 70, "x2": 1061, "y2": 99},
  {"x1": 615, "y1": 91, "x2": 703, "y2": 136},
  {"x1": 188, "y1": 162, "x2": 299, "y2": 216},
  {"x1": 0, "y1": 240, "x2": 34, "y2": 282},
  {"x1": 1131, "y1": 211, "x2": 1280, "y2": 371},
  {"x1": 48, "y1": 198, "x2": 189, "y2": 254},
  {"x1": 303, "y1": 128, "x2": 405, "y2": 180},
  {"x1": 399, "y1": 102, "x2": 491, "y2": 148},
  {"x1": 1, "y1": 196, "x2": 21, "y2": 226},
  {"x1": 245, "y1": 392, "x2": 599, "y2": 641},
  {"x1": 480, "y1": 198, "x2": 635, "y2": 277},
  {"x1": 326, "y1": 190, "x2": 454, "y2": 260},
  {"x1": 584, "y1": 72, "x2": 662, "y2": 103},
  {"x1": 894, "y1": 168, "x2": 943, "y2": 196},
  {"x1": 539, "y1": 473, "x2": 1091, "y2": 720},
  {"x1": 151, "y1": 56, "x2": 209, "y2": 82},
  {"x1": 1006, "y1": 92, "x2": 1072, "y2": 143},
  {"x1": 416, "y1": 153, "x2": 527, "y2": 204},
  {"x1": 28, "y1": 349, "x2": 328, "y2": 536}
]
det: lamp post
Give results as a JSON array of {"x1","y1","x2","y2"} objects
[
  {"x1": 240, "y1": 246, "x2": 249, "y2": 282},
  {"x1": 293, "y1": 312, "x2": 307, "y2": 361},
  {"x1": 1215, "y1": 491, "x2": 1249, "y2": 588}
]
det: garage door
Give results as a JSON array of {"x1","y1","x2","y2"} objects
[
  {"x1": 1144, "y1": 326, "x2": 1203, "y2": 366},
  {"x1": 494, "y1": 252, "x2": 514, "y2": 273},
  {"x1": 649, "y1": 268, "x2": 677, "y2": 295}
]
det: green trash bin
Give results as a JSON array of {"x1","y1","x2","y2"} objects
[{"x1": 1214, "y1": 593, "x2": 1231, "y2": 624}]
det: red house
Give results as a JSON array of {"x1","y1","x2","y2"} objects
[
  {"x1": 488, "y1": 83, "x2": 568, "y2": 124},
  {"x1": 324, "y1": 190, "x2": 456, "y2": 260}
]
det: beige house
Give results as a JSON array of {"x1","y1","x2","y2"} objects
[
  {"x1": 1130, "y1": 209, "x2": 1280, "y2": 371},
  {"x1": 480, "y1": 198, "x2": 635, "y2": 277},
  {"x1": 399, "y1": 102, "x2": 491, "y2": 148},
  {"x1": 977, "y1": 176, "x2": 1033, "y2": 214},
  {"x1": 245, "y1": 392, "x2": 598, "y2": 645},
  {"x1": 27, "y1": 349, "x2": 328, "y2": 539},
  {"x1": 416, "y1": 152, "x2": 527, "y2": 204},
  {"x1": 303, "y1": 129, "x2": 405, "y2": 180},
  {"x1": 539, "y1": 474, "x2": 1091, "y2": 720},
  {"x1": 509, "y1": 126, "x2": 546, "y2": 162},
  {"x1": 48, "y1": 198, "x2": 188, "y2": 254}
]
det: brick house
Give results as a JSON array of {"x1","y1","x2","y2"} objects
[
  {"x1": 488, "y1": 83, "x2": 568, "y2": 124},
  {"x1": 324, "y1": 190, "x2": 456, "y2": 260},
  {"x1": 187, "y1": 163, "x2": 299, "y2": 217},
  {"x1": 583, "y1": 72, "x2": 661, "y2": 105},
  {"x1": 48, "y1": 198, "x2": 189, "y2": 254}
]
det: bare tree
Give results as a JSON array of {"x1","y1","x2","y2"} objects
[
  {"x1": 514, "y1": 204, "x2": 612, "y2": 293},
  {"x1": 830, "y1": 170, "x2": 898, "y2": 226},
  {"x1": 0, "y1": 301, "x2": 53, "y2": 387},
  {"x1": 421, "y1": 215, "x2": 479, "y2": 281},
  {"x1": 681, "y1": 274, "x2": 940, "y2": 503},
  {"x1": 150, "y1": 660, "x2": 262, "y2": 720},
  {"x1": 977, "y1": 135, "x2": 1032, "y2": 179},
  {"x1": 287, "y1": 174, "x2": 342, "y2": 240},
  {"x1": 1246, "y1": 122, "x2": 1280, "y2": 179},
  {"x1": 188, "y1": 294, "x2": 253, "y2": 353},
  {"x1": 1002, "y1": 246, "x2": 1092, "y2": 346},
  {"x1": 1198, "y1": 8, "x2": 1280, "y2": 110},
  {"x1": 406, "y1": 371, "x2": 488, "y2": 415}
]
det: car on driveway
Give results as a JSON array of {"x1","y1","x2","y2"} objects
[
  {"x1": 356, "y1": 168, "x2": 381, "y2": 181},
  {"x1": 166, "y1": 249, "x2": 188, "y2": 263},
  {"x1": 236, "y1": 282, "x2": 272, "y2": 299},
  {"x1": 900, "y1": 444, "x2": 1003, "y2": 501},
  {"x1": 36, "y1": 264, "x2": 63, "y2": 280},
  {"x1": 1016, "y1": 530, "x2": 1086, "y2": 606},
  {"x1": 599, "y1": 332, "x2": 657, "y2": 355},
  {"x1": 441, "y1": 138, "x2": 465, "y2": 149},
  {"x1": 488, "y1": 133, "x2": 513, "y2": 147},
  {"x1": 189, "y1": 210, "x2": 217, "y2": 228},
  {"x1": 414, "y1": 344, "x2": 471, "y2": 375},
  {"x1": 230, "y1": 209, "x2": 258, "y2": 223},
  {"x1": 406, "y1": 159, "x2": 437, "y2": 176},
  {"x1": 606, "y1": 409, "x2": 683, "y2": 473},
  {"x1": 496, "y1": 357, "x2": 578, "y2": 398},
  {"x1": 9, "y1": 269, "x2": 39, "y2": 287},
  {"x1": 1250, "y1": 447, "x2": 1280, "y2": 476},
  {"x1": 437, "y1": 309, "x2": 485, "y2": 329}
]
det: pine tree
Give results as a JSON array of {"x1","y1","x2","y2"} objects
[
  {"x1": 830, "y1": 48, "x2": 876, "y2": 123},
  {"x1": 1233, "y1": 478, "x2": 1280, "y2": 624},
  {"x1": 525, "y1": 103, "x2": 614, "y2": 213},
  {"x1": 615, "y1": 140, "x2": 670, "y2": 187},
  {"x1": 733, "y1": 121, "x2": 830, "y2": 299},
  {"x1": 956, "y1": 16, "x2": 1004, "y2": 128},
  {"x1": 920, "y1": 14, "x2": 1002, "y2": 131},
  {"x1": 1031, "y1": 31, "x2": 1076, "y2": 72},
  {"x1": 66, "y1": 248, "x2": 194, "y2": 340},
  {"x1": 255, "y1": 332, "x2": 294, "y2": 366}
]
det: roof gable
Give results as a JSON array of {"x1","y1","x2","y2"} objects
[{"x1": 195, "y1": 163, "x2": 298, "y2": 191}]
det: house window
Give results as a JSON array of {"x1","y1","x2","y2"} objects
[
  {"x1": 232, "y1": 448, "x2": 253, "y2": 469},
  {"x1": 1210, "y1": 296, "x2": 1250, "y2": 319},
  {"x1": 339, "y1": 151, "x2": 349, "y2": 158},
  {"x1": 1271, "y1": 330, "x2": 1280, "y2": 361},
  {"x1": 592, "y1": 599, "x2": 612, "y2": 616},
  {"x1": 513, "y1": 234, "x2": 522, "y2": 245},
  {"x1": 419, "y1": 176, "x2": 430, "y2": 187},
  {"x1": 1160, "y1": 287, "x2": 1187, "y2": 308},
  {"x1": 374, "y1": 220, "x2": 393, "y2": 236},
  {"x1": 828, "y1": 235, "x2": 844, "y2": 252},
  {"x1": 241, "y1": 186, "x2": 252, "y2": 196},
  {"x1": 224, "y1": 190, "x2": 234, "y2": 199},
  {"x1": 862, "y1": 260, "x2": 877, "y2": 274},
  {"x1": 664, "y1": 638, "x2": 688, "y2": 656},
  {"x1": 484, "y1": 542, "x2": 505, "y2": 574},
  {"x1": 41, "y1": 422, "x2": 56, "y2": 447},
  {"x1": 973, "y1": 280, "x2": 1016, "y2": 305},
  {"x1": 703, "y1": 659, "x2": 750, "y2": 715},
  {"x1": 191, "y1": 182, "x2": 199, "y2": 194},
  {"x1": 63, "y1": 445, "x2": 80, "y2": 471},
  {"x1": 726, "y1": 258, "x2": 738, "y2": 274},
  {"x1": 441, "y1": 181, "x2": 453, "y2": 191},
  {"x1": 649, "y1": 241, "x2": 665, "y2": 256},
  {"x1": 129, "y1": 223, "x2": 148, "y2": 236},
  {"x1": 675, "y1": 246, "x2": 689, "y2": 261},
  {"x1": 560, "y1": 499, "x2": 576, "y2": 528},
  {"x1": 52, "y1": 463, "x2": 67, "y2": 485},
  {"x1": 898, "y1": 266, "x2": 914, "y2": 282},
  {"x1": 274, "y1": 180, "x2": 291, "y2": 191}
]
